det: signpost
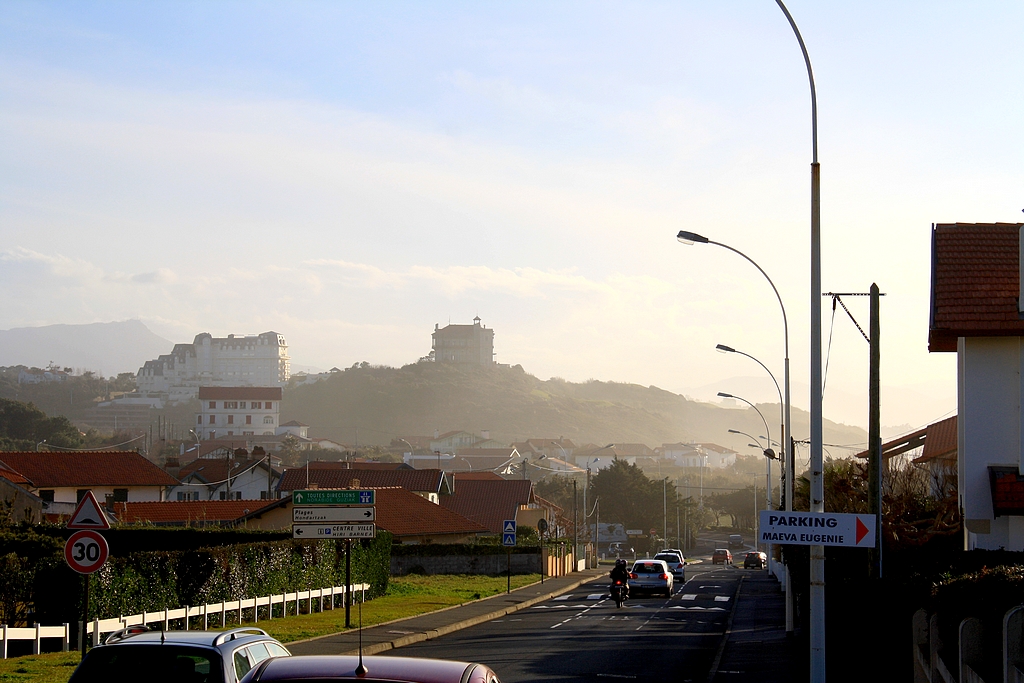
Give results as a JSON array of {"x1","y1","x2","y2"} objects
[
  {"x1": 502, "y1": 520, "x2": 516, "y2": 593},
  {"x1": 65, "y1": 491, "x2": 110, "y2": 659},
  {"x1": 292, "y1": 489, "x2": 377, "y2": 628},
  {"x1": 758, "y1": 510, "x2": 876, "y2": 548}
]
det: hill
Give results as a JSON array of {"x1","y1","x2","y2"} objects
[
  {"x1": 0, "y1": 320, "x2": 171, "y2": 376},
  {"x1": 281, "y1": 362, "x2": 866, "y2": 455}
]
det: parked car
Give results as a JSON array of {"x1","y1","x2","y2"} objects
[
  {"x1": 69, "y1": 626, "x2": 290, "y2": 683},
  {"x1": 653, "y1": 551, "x2": 685, "y2": 581},
  {"x1": 743, "y1": 551, "x2": 768, "y2": 569},
  {"x1": 712, "y1": 548, "x2": 733, "y2": 565},
  {"x1": 629, "y1": 559, "x2": 674, "y2": 597},
  {"x1": 239, "y1": 655, "x2": 501, "y2": 683},
  {"x1": 608, "y1": 542, "x2": 634, "y2": 556}
]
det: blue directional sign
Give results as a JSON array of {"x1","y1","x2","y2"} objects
[{"x1": 502, "y1": 533, "x2": 516, "y2": 547}]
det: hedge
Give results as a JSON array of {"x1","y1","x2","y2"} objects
[{"x1": 0, "y1": 528, "x2": 392, "y2": 628}]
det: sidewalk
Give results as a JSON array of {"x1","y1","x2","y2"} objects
[
  {"x1": 709, "y1": 570, "x2": 793, "y2": 683},
  {"x1": 287, "y1": 568, "x2": 608, "y2": 656}
]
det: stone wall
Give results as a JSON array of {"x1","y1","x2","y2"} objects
[{"x1": 391, "y1": 551, "x2": 541, "y2": 576}]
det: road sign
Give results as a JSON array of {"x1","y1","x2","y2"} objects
[
  {"x1": 65, "y1": 530, "x2": 109, "y2": 574},
  {"x1": 502, "y1": 519, "x2": 516, "y2": 534},
  {"x1": 292, "y1": 523, "x2": 376, "y2": 539},
  {"x1": 502, "y1": 533, "x2": 516, "y2": 547},
  {"x1": 67, "y1": 491, "x2": 110, "y2": 530},
  {"x1": 758, "y1": 510, "x2": 877, "y2": 548},
  {"x1": 293, "y1": 490, "x2": 375, "y2": 506},
  {"x1": 293, "y1": 506, "x2": 375, "y2": 523},
  {"x1": 625, "y1": 529, "x2": 643, "y2": 536}
]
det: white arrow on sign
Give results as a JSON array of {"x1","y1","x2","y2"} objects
[{"x1": 293, "y1": 507, "x2": 376, "y2": 523}]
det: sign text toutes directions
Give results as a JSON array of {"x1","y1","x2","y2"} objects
[{"x1": 293, "y1": 490, "x2": 375, "y2": 506}]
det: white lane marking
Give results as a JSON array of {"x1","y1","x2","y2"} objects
[
  {"x1": 551, "y1": 597, "x2": 608, "y2": 628},
  {"x1": 681, "y1": 594, "x2": 697, "y2": 600},
  {"x1": 587, "y1": 593, "x2": 605, "y2": 600},
  {"x1": 668, "y1": 606, "x2": 727, "y2": 611},
  {"x1": 714, "y1": 596, "x2": 730, "y2": 602},
  {"x1": 553, "y1": 595, "x2": 570, "y2": 601}
]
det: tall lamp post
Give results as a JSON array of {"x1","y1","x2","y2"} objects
[{"x1": 677, "y1": 231, "x2": 793, "y2": 631}]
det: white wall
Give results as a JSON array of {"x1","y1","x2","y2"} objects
[
  {"x1": 44, "y1": 486, "x2": 165, "y2": 504},
  {"x1": 960, "y1": 336, "x2": 1022, "y2": 550}
]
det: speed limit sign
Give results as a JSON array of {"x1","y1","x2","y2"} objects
[{"x1": 64, "y1": 530, "x2": 109, "y2": 574}]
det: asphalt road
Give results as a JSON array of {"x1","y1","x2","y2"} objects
[{"x1": 384, "y1": 564, "x2": 743, "y2": 683}]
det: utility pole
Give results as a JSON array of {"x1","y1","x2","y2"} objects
[
  {"x1": 573, "y1": 479, "x2": 578, "y2": 569},
  {"x1": 868, "y1": 283, "x2": 882, "y2": 579}
]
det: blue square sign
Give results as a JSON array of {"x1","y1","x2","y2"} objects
[
  {"x1": 503, "y1": 520, "x2": 516, "y2": 534},
  {"x1": 502, "y1": 533, "x2": 516, "y2": 547}
]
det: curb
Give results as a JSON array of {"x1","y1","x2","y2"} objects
[
  {"x1": 324, "y1": 572, "x2": 604, "y2": 656},
  {"x1": 705, "y1": 573, "x2": 745, "y2": 683}
]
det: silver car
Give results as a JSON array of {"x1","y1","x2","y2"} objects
[
  {"x1": 629, "y1": 559, "x2": 674, "y2": 597},
  {"x1": 69, "y1": 626, "x2": 291, "y2": 683},
  {"x1": 653, "y1": 552, "x2": 685, "y2": 582}
]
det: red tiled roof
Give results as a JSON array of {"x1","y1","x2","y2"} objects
[
  {"x1": 114, "y1": 500, "x2": 276, "y2": 524},
  {"x1": 372, "y1": 487, "x2": 487, "y2": 537},
  {"x1": 179, "y1": 457, "x2": 275, "y2": 483},
  {"x1": 440, "y1": 479, "x2": 533, "y2": 533},
  {"x1": 197, "y1": 387, "x2": 283, "y2": 400},
  {"x1": 913, "y1": 416, "x2": 958, "y2": 464},
  {"x1": 0, "y1": 461, "x2": 31, "y2": 485},
  {"x1": 0, "y1": 452, "x2": 179, "y2": 488},
  {"x1": 299, "y1": 461, "x2": 409, "y2": 471},
  {"x1": 279, "y1": 467, "x2": 445, "y2": 493},
  {"x1": 452, "y1": 472, "x2": 505, "y2": 481},
  {"x1": 929, "y1": 223, "x2": 1024, "y2": 352}
]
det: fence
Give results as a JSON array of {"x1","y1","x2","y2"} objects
[
  {"x1": 1, "y1": 583, "x2": 368, "y2": 659},
  {"x1": 912, "y1": 604, "x2": 1024, "y2": 683}
]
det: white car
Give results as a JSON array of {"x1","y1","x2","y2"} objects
[{"x1": 629, "y1": 559, "x2": 673, "y2": 597}]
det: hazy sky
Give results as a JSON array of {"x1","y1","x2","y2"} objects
[{"x1": 2, "y1": 2, "x2": 1022, "y2": 434}]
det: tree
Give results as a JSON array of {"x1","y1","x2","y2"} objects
[
  {"x1": 0, "y1": 398, "x2": 82, "y2": 450},
  {"x1": 589, "y1": 459, "x2": 678, "y2": 539}
]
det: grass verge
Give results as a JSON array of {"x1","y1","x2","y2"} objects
[{"x1": 0, "y1": 574, "x2": 541, "y2": 682}]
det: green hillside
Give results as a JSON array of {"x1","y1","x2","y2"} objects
[{"x1": 281, "y1": 362, "x2": 866, "y2": 454}]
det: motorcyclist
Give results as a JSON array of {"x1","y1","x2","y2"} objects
[{"x1": 609, "y1": 558, "x2": 630, "y2": 598}]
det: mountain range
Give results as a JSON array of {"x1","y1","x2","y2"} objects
[{"x1": 0, "y1": 320, "x2": 172, "y2": 376}]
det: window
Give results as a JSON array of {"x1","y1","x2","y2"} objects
[
  {"x1": 245, "y1": 415, "x2": 252, "y2": 424},
  {"x1": 209, "y1": 401, "x2": 216, "y2": 409},
  {"x1": 263, "y1": 416, "x2": 274, "y2": 424},
  {"x1": 197, "y1": 415, "x2": 202, "y2": 424},
  {"x1": 76, "y1": 489, "x2": 91, "y2": 503},
  {"x1": 112, "y1": 489, "x2": 128, "y2": 502},
  {"x1": 253, "y1": 402, "x2": 263, "y2": 409},
  {"x1": 39, "y1": 490, "x2": 54, "y2": 503},
  {"x1": 233, "y1": 650, "x2": 252, "y2": 681},
  {"x1": 209, "y1": 415, "x2": 216, "y2": 424},
  {"x1": 224, "y1": 401, "x2": 238, "y2": 409},
  {"x1": 227, "y1": 415, "x2": 234, "y2": 425},
  {"x1": 265, "y1": 402, "x2": 273, "y2": 409},
  {"x1": 238, "y1": 402, "x2": 246, "y2": 409}
]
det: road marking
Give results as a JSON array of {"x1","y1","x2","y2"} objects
[
  {"x1": 681, "y1": 594, "x2": 697, "y2": 600},
  {"x1": 586, "y1": 593, "x2": 604, "y2": 600},
  {"x1": 714, "y1": 596, "x2": 730, "y2": 602},
  {"x1": 553, "y1": 595, "x2": 570, "y2": 601}
]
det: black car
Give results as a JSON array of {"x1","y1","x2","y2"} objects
[{"x1": 743, "y1": 551, "x2": 767, "y2": 569}]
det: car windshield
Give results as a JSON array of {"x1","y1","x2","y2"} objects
[
  {"x1": 632, "y1": 563, "x2": 663, "y2": 574},
  {"x1": 71, "y1": 645, "x2": 223, "y2": 683},
  {"x1": 654, "y1": 555, "x2": 678, "y2": 563}
]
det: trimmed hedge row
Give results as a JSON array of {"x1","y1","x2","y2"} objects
[{"x1": 0, "y1": 527, "x2": 391, "y2": 628}]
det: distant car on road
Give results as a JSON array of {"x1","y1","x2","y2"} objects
[
  {"x1": 608, "y1": 542, "x2": 633, "y2": 556},
  {"x1": 728, "y1": 534, "x2": 744, "y2": 548},
  {"x1": 239, "y1": 655, "x2": 502, "y2": 683},
  {"x1": 743, "y1": 551, "x2": 768, "y2": 570},
  {"x1": 629, "y1": 559, "x2": 674, "y2": 597},
  {"x1": 69, "y1": 626, "x2": 290, "y2": 683},
  {"x1": 653, "y1": 551, "x2": 685, "y2": 581},
  {"x1": 712, "y1": 548, "x2": 733, "y2": 565}
]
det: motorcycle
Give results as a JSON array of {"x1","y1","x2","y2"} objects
[{"x1": 610, "y1": 580, "x2": 627, "y2": 608}]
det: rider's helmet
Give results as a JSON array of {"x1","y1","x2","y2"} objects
[{"x1": 615, "y1": 558, "x2": 627, "y2": 568}]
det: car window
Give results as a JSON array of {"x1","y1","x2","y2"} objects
[
  {"x1": 234, "y1": 650, "x2": 252, "y2": 681},
  {"x1": 69, "y1": 645, "x2": 222, "y2": 683},
  {"x1": 246, "y1": 643, "x2": 271, "y2": 665},
  {"x1": 632, "y1": 562, "x2": 663, "y2": 574},
  {"x1": 266, "y1": 643, "x2": 290, "y2": 658}
]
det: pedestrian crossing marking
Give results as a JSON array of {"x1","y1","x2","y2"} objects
[
  {"x1": 714, "y1": 596, "x2": 730, "y2": 602},
  {"x1": 681, "y1": 594, "x2": 697, "y2": 600}
]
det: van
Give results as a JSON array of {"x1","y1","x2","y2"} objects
[{"x1": 728, "y1": 534, "x2": 744, "y2": 548}]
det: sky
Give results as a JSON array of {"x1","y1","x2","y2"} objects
[{"x1": 2, "y1": 1, "x2": 1022, "y2": 436}]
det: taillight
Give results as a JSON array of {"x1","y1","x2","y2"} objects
[
  {"x1": 677, "y1": 563, "x2": 683, "y2": 569},
  {"x1": 630, "y1": 572, "x2": 638, "y2": 579},
  {"x1": 615, "y1": 580, "x2": 622, "y2": 585},
  {"x1": 660, "y1": 573, "x2": 669, "y2": 580}
]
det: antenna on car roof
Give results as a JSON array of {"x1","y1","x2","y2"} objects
[{"x1": 354, "y1": 597, "x2": 367, "y2": 676}]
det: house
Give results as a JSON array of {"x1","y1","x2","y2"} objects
[
  {"x1": 513, "y1": 438, "x2": 578, "y2": 461},
  {"x1": 172, "y1": 449, "x2": 282, "y2": 501},
  {"x1": 0, "y1": 451, "x2": 179, "y2": 515},
  {"x1": 277, "y1": 420, "x2": 309, "y2": 439},
  {"x1": 439, "y1": 478, "x2": 538, "y2": 534},
  {"x1": 572, "y1": 443, "x2": 657, "y2": 470},
  {"x1": 912, "y1": 416, "x2": 958, "y2": 496},
  {"x1": 0, "y1": 467, "x2": 44, "y2": 524},
  {"x1": 693, "y1": 443, "x2": 738, "y2": 468},
  {"x1": 278, "y1": 465, "x2": 452, "y2": 503},
  {"x1": 429, "y1": 430, "x2": 502, "y2": 453},
  {"x1": 136, "y1": 331, "x2": 290, "y2": 399},
  {"x1": 113, "y1": 499, "x2": 281, "y2": 527},
  {"x1": 197, "y1": 386, "x2": 282, "y2": 439},
  {"x1": 928, "y1": 222, "x2": 1024, "y2": 550},
  {"x1": 431, "y1": 317, "x2": 495, "y2": 366},
  {"x1": 662, "y1": 443, "x2": 704, "y2": 467}
]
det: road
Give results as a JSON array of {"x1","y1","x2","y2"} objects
[{"x1": 385, "y1": 562, "x2": 743, "y2": 683}]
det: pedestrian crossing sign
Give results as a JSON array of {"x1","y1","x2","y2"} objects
[{"x1": 502, "y1": 533, "x2": 516, "y2": 547}]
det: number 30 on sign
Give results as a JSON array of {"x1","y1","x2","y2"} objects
[{"x1": 64, "y1": 530, "x2": 109, "y2": 574}]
